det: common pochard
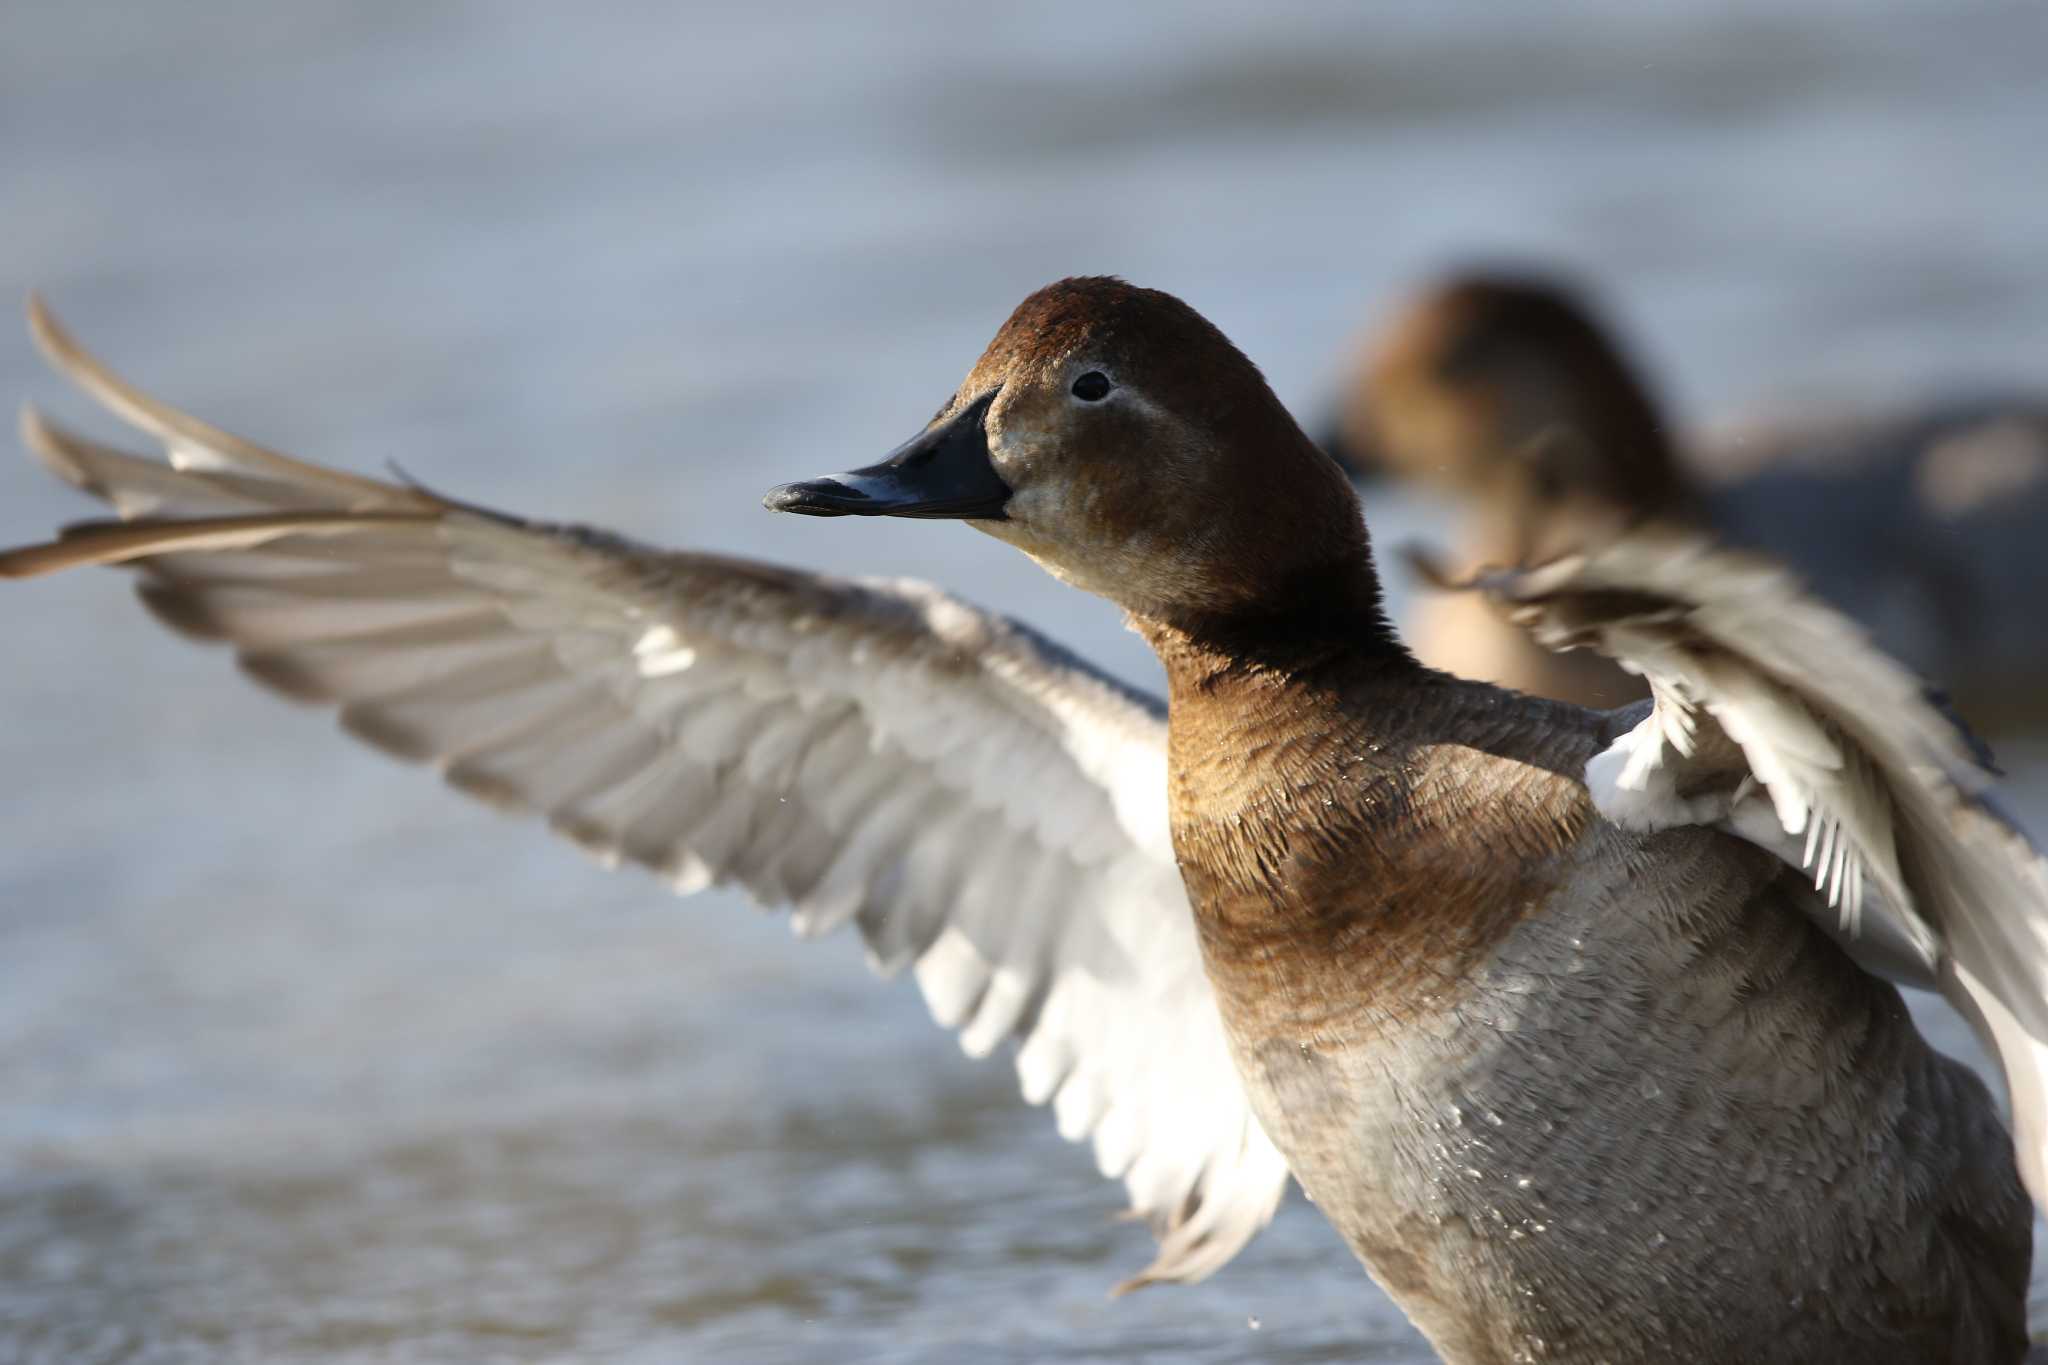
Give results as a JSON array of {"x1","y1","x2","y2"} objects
[{"x1": 9, "y1": 282, "x2": 2048, "y2": 1362}]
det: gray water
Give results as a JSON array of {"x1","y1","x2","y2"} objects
[{"x1": 3, "y1": 2, "x2": 2047, "y2": 1361}]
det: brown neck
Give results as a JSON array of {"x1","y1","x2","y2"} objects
[
  {"x1": 1137, "y1": 555, "x2": 1421, "y2": 1035},
  {"x1": 1137, "y1": 557, "x2": 1596, "y2": 1041},
  {"x1": 1135, "y1": 542, "x2": 1408, "y2": 682}
]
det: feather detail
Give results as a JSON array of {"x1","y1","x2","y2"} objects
[{"x1": 1452, "y1": 528, "x2": 2048, "y2": 1212}]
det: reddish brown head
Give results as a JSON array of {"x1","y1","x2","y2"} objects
[
  {"x1": 770, "y1": 277, "x2": 1373, "y2": 627},
  {"x1": 1336, "y1": 272, "x2": 1694, "y2": 528}
]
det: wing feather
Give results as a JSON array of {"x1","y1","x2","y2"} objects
[
  {"x1": 2, "y1": 300, "x2": 1290, "y2": 1287},
  {"x1": 1456, "y1": 528, "x2": 2048, "y2": 1207}
]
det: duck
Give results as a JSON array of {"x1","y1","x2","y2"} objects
[
  {"x1": 6, "y1": 280, "x2": 2048, "y2": 1363},
  {"x1": 1325, "y1": 269, "x2": 2048, "y2": 723}
]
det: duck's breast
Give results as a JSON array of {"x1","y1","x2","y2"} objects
[{"x1": 1222, "y1": 824, "x2": 2029, "y2": 1364}]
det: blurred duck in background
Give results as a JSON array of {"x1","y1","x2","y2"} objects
[{"x1": 1327, "y1": 270, "x2": 2048, "y2": 726}]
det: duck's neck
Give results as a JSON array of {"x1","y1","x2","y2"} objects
[
  {"x1": 1137, "y1": 551, "x2": 1425, "y2": 872},
  {"x1": 1134, "y1": 548, "x2": 1588, "y2": 1040},
  {"x1": 1137, "y1": 548, "x2": 1406, "y2": 683},
  {"x1": 1137, "y1": 551, "x2": 1417, "y2": 976}
]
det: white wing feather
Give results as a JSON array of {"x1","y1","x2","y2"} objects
[
  {"x1": 1, "y1": 299, "x2": 1289, "y2": 1290},
  {"x1": 1457, "y1": 529, "x2": 2048, "y2": 1208}
]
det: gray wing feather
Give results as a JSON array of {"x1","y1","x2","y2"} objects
[{"x1": 1458, "y1": 529, "x2": 2048, "y2": 1210}]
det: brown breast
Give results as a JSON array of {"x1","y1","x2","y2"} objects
[{"x1": 1158, "y1": 642, "x2": 1609, "y2": 1043}]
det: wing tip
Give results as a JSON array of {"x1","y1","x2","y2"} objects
[
  {"x1": 336, "y1": 705, "x2": 442, "y2": 763},
  {"x1": 234, "y1": 648, "x2": 344, "y2": 704},
  {"x1": 25, "y1": 289, "x2": 61, "y2": 363},
  {"x1": 21, "y1": 292, "x2": 416, "y2": 508},
  {"x1": 1108, "y1": 1235, "x2": 1224, "y2": 1297},
  {"x1": 442, "y1": 759, "x2": 541, "y2": 815},
  {"x1": 549, "y1": 811, "x2": 626, "y2": 869},
  {"x1": 20, "y1": 402, "x2": 118, "y2": 498},
  {"x1": 1108, "y1": 1272, "x2": 1152, "y2": 1299},
  {"x1": 0, "y1": 540, "x2": 60, "y2": 580},
  {"x1": 0, "y1": 516, "x2": 132, "y2": 580},
  {"x1": 24, "y1": 291, "x2": 108, "y2": 401},
  {"x1": 135, "y1": 578, "x2": 233, "y2": 640}
]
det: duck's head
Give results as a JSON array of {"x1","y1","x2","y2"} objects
[
  {"x1": 767, "y1": 276, "x2": 1371, "y2": 625},
  {"x1": 1329, "y1": 272, "x2": 1690, "y2": 528}
]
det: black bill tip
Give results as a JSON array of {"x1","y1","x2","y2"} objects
[{"x1": 762, "y1": 478, "x2": 869, "y2": 517}]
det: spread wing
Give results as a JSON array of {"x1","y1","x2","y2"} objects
[
  {"x1": 1443, "y1": 530, "x2": 2048, "y2": 1210},
  {"x1": 0, "y1": 298, "x2": 1289, "y2": 1290}
]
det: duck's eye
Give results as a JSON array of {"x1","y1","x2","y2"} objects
[{"x1": 1070, "y1": 371, "x2": 1113, "y2": 402}]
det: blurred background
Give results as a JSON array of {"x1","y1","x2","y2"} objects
[{"x1": 2, "y1": 2, "x2": 2045, "y2": 1361}]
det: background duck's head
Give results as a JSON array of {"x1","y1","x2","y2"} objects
[
  {"x1": 769, "y1": 276, "x2": 1374, "y2": 625},
  {"x1": 1332, "y1": 271, "x2": 1694, "y2": 536}
]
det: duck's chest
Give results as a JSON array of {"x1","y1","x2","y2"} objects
[
  {"x1": 1173, "y1": 811, "x2": 2029, "y2": 1363},
  {"x1": 1163, "y1": 756, "x2": 1614, "y2": 1333},
  {"x1": 1210, "y1": 908, "x2": 1643, "y2": 1286},
  {"x1": 1184, "y1": 862, "x2": 1649, "y2": 1349}
]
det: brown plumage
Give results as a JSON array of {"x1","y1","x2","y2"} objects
[{"x1": 1149, "y1": 623, "x2": 1599, "y2": 1030}]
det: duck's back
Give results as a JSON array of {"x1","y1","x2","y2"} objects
[{"x1": 1168, "y1": 674, "x2": 2031, "y2": 1364}]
